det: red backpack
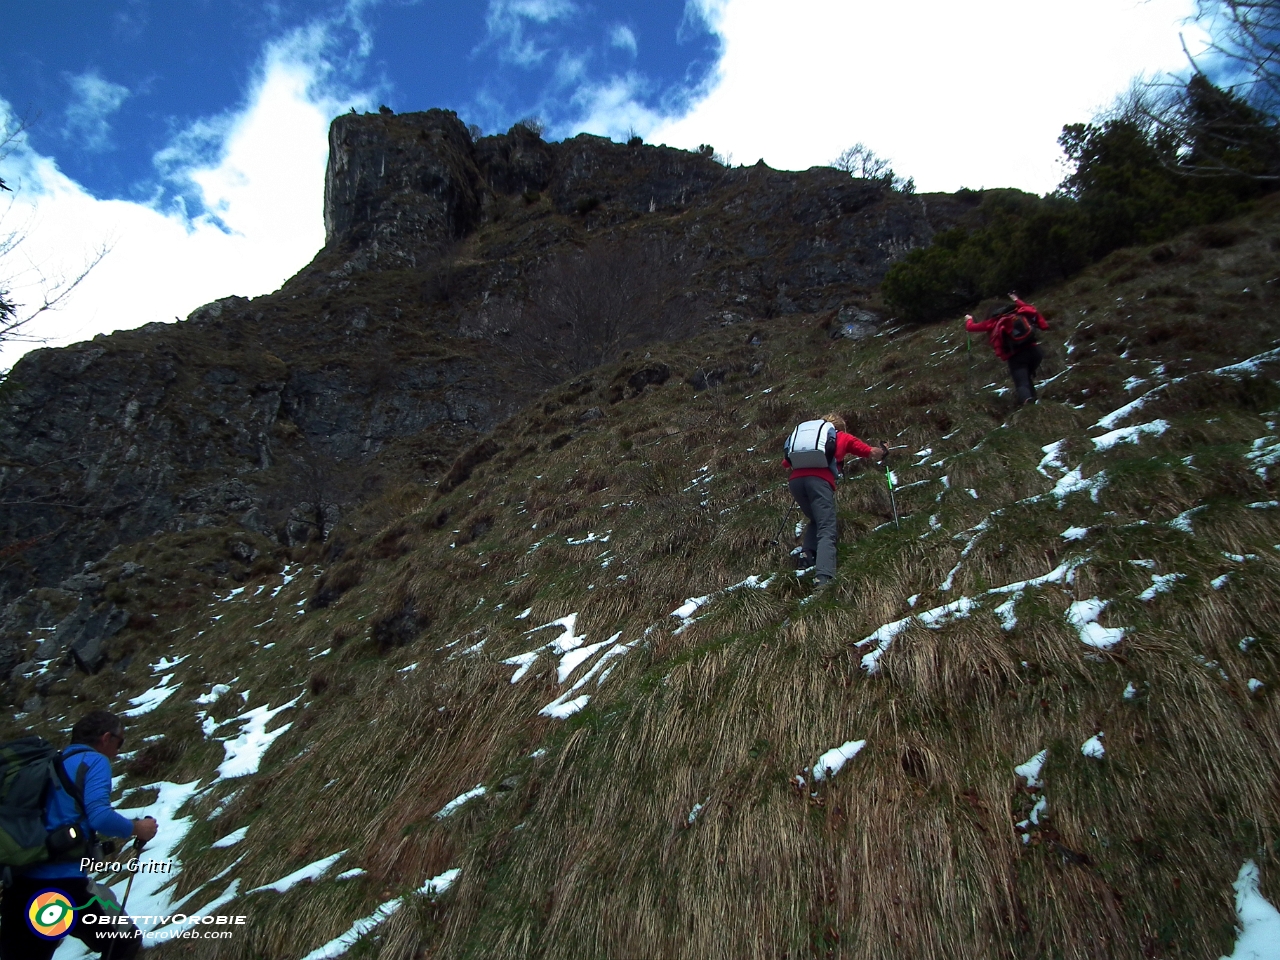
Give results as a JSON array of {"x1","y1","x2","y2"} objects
[{"x1": 1001, "y1": 311, "x2": 1037, "y2": 353}]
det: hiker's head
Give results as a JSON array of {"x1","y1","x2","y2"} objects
[
  {"x1": 822, "y1": 412, "x2": 847, "y2": 433},
  {"x1": 987, "y1": 303, "x2": 1011, "y2": 320},
  {"x1": 71, "y1": 710, "x2": 125, "y2": 755}
]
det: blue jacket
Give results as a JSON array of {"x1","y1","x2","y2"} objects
[{"x1": 24, "y1": 745, "x2": 134, "y2": 879}]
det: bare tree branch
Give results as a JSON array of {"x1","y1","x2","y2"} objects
[
  {"x1": 832, "y1": 143, "x2": 894, "y2": 180},
  {"x1": 1101, "y1": 7, "x2": 1280, "y2": 187},
  {"x1": 1193, "y1": 0, "x2": 1280, "y2": 115},
  {"x1": 0, "y1": 110, "x2": 112, "y2": 348},
  {"x1": 0, "y1": 239, "x2": 112, "y2": 344}
]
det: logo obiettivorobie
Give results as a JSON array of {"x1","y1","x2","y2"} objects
[{"x1": 27, "y1": 890, "x2": 76, "y2": 939}]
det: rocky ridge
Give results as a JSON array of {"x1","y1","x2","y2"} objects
[{"x1": 0, "y1": 107, "x2": 968, "y2": 692}]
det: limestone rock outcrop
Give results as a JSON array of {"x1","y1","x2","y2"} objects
[{"x1": 0, "y1": 106, "x2": 976, "y2": 687}]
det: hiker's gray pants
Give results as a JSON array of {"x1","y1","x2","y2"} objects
[
  {"x1": 789, "y1": 476, "x2": 838, "y2": 579},
  {"x1": 1008, "y1": 344, "x2": 1044, "y2": 405}
]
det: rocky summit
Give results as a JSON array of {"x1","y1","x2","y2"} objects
[
  {"x1": 0, "y1": 108, "x2": 956, "y2": 679},
  {"x1": 3, "y1": 109, "x2": 1280, "y2": 960},
  {"x1": 0, "y1": 110, "x2": 962, "y2": 655}
]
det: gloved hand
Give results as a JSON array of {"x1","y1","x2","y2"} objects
[{"x1": 132, "y1": 816, "x2": 158, "y2": 844}]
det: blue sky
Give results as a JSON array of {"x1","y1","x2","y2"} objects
[
  {"x1": 1, "y1": 0, "x2": 719, "y2": 213},
  {"x1": 0, "y1": 0, "x2": 1210, "y2": 371}
]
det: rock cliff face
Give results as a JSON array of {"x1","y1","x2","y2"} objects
[
  {"x1": 325, "y1": 110, "x2": 485, "y2": 261},
  {"x1": 0, "y1": 107, "x2": 972, "y2": 688},
  {"x1": 322, "y1": 109, "x2": 961, "y2": 315}
]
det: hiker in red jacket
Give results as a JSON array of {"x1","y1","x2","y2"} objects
[
  {"x1": 965, "y1": 293, "x2": 1049, "y2": 405},
  {"x1": 783, "y1": 413, "x2": 885, "y2": 588}
]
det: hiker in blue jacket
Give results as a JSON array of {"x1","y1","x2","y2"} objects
[{"x1": 0, "y1": 710, "x2": 157, "y2": 960}]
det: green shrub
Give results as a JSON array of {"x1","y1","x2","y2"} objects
[
  {"x1": 883, "y1": 76, "x2": 1280, "y2": 323},
  {"x1": 882, "y1": 193, "x2": 1089, "y2": 321}
]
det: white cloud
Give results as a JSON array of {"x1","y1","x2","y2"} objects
[
  {"x1": 609, "y1": 24, "x2": 638, "y2": 56},
  {"x1": 563, "y1": 74, "x2": 666, "y2": 141},
  {"x1": 648, "y1": 0, "x2": 1211, "y2": 194},
  {"x1": 62, "y1": 71, "x2": 131, "y2": 152},
  {"x1": 0, "y1": 26, "x2": 376, "y2": 373},
  {"x1": 483, "y1": 0, "x2": 579, "y2": 67},
  {"x1": 678, "y1": 0, "x2": 730, "y2": 44}
]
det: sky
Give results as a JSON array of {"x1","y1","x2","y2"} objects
[{"x1": 0, "y1": 0, "x2": 1213, "y2": 373}]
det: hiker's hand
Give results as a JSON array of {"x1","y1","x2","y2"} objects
[
  {"x1": 964, "y1": 314, "x2": 973, "y2": 323},
  {"x1": 1008, "y1": 291, "x2": 1018, "y2": 301},
  {"x1": 133, "y1": 817, "x2": 157, "y2": 844},
  {"x1": 871, "y1": 446, "x2": 886, "y2": 461}
]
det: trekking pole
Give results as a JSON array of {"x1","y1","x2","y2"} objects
[
  {"x1": 880, "y1": 442, "x2": 899, "y2": 529},
  {"x1": 121, "y1": 838, "x2": 144, "y2": 911},
  {"x1": 966, "y1": 332, "x2": 973, "y2": 395},
  {"x1": 769, "y1": 501, "x2": 797, "y2": 546}
]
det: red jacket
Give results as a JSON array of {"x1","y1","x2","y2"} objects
[
  {"x1": 784, "y1": 430, "x2": 875, "y2": 490},
  {"x1": 965, "y1": 299, "x2": 1048, "y2": 361}
]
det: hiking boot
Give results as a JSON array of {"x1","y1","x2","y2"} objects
[
  {"x1": 793, "y1": 551, "x2": 815, "y2": 571},
  {"x1": 812, "y1": 575, "x2": 833, "y2": 593}
]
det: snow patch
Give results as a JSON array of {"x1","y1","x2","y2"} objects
[
  {"x1": 1094, "y1": 392, "x2": 1156, "y2": 431},
  {"x1": 210, "y1": 826, "x2": 248, "y2": 849},
  {"x1": 216, "y1": 695, "x2": 303, "y2": 779},
  {"x1": 540, "y1": 694, "x2": 591, "y2": 719},
  {"x1": 435, "y1": 786, "x2": 486, "y2": 819},
  {"x1": 556, "y1": 635, "x2": 617, "y2": 683},
  {"x1": 1246, "y1": 435, "x2": 1280, "y2": 480},
  {"x1": 566, "y1": 531, "x2": 611, "y2": 545},
  {"x1": 1015, "y1": 750, "x2": 1047, "y2": 789},
  {"x1": 1092, "y1": 419, "x2": 1169, "y2": 451},
  {"x1": 1138, "y1": 573, "x2": 1185, "y2": 601},
  {"x1": 671, "y1": 595, "x2": 711, "y2": 620},
  {"x1": 501, "y1": 651, "x2": 540, "y2": 683},
  {"x1": 539, "y1": 639, "x2": 635, "y2": 718},
  {"x1": 1051, "y1": 467, "x2": 1108, "y2": 505},
  {"x1": 1221, "y1": 860, "x2": 1280, "y2": 960},
  {"x1": 1066, "y1": 599, "x2": 1125, "y2": 650},
  {"x1": 1169, "y1": 505, "x2": 1208, "y2": 533},
  {"x1": 104, "y1": 780, "x2": 203, "y2": 937},
  {"x1": 298, "y1": 897, "x2": 404, "y2": 960},
  {"x1": 249, "y1": 849, "x2": 347, "y2": 894},
  {"x1": 121, "y1": 675, "x2": 181, "y2": 717},
  {"x1": 859, "y1": 597, "x2": 976, "y2": 673},
  {"x1": 812, "y1": 740, "x2": 866, "y2": 782}
]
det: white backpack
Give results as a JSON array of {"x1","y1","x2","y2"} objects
[{"x1": 785, "y1": 419, "x2": 837, "y2": 469}]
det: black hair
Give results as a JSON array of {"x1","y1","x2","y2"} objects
[
  {"x1": 987, "y1": 302, "x2": 1015, "y2": 320},
  {"x1": 70, "y1": 710, "x2": 124, "y2": 746}
]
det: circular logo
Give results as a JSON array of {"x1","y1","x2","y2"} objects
[{"x1": 27, "y1": 890, "x2": 76, "y2": 939}]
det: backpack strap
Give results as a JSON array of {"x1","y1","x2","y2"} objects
[
  {"x1": 52, "y1": 751, "x2": 89, "y2": 819},
  {"x1": 42, "y1": 749, "x2": 101, "y2": 863}
]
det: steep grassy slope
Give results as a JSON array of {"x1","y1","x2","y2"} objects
[{"x1": 5, "y1": 198, "x2": 1280, "y2": 959}]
